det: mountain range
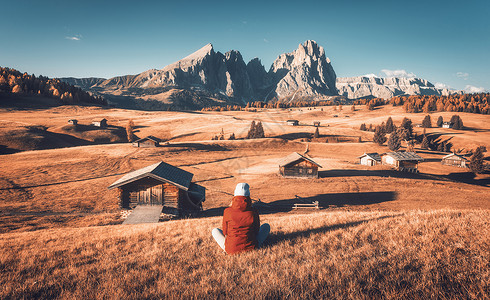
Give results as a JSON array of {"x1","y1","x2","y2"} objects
[{"x1": 62, "y1": 40, "x2": 459, "y2": 109}]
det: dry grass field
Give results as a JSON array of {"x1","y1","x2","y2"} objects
[
  {"x1": 0, "y1": 210, "x2": 488, "y2": 299},
  {"x1": 0, "y1": 103, "x2": 489, "y2": 298}
]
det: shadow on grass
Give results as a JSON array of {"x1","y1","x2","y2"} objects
[
  {"x1": 161, "y1": 143, "x2": 230, "y2": 152},
  {"x1": 264, "y1": 214, "x2": 401, "y2": 248},
  {"x1": 201, "y1": 191, "x2": 397, "y2": 218}
]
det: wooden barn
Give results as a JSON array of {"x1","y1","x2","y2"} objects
[
  {"x1": 287, "y1": 120, "x2": 299, "y2": 126},
  {"x1": 358, "y1": 153, "x2": 381, "y2": 166},
  {"x1": 68, "y1": 119, "x2": 78, "y2": 125},
  {"x1": 279, "y1": 152, "x2": 322, "y2": 178},
  {"x1": 381, "y1": 152, "x2": 424, "y2": 172},
  {"x1": 133, "y1": 136, "x2": 161, "y2": 148},
  {"x1": 92, "y1": 118, "x2": 108, "y2": 128},
  {"x1": 441, "y1": 153, "x2": 468, "y2": 168},
  {"x1": 442, "y1": 122, "x2": 453, "y2": 129},
  {"x1": 108, "y1": 161, "x2": 205, "y2": 216}
]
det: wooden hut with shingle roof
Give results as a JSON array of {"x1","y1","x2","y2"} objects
[
  {"x1": 279, "y1": 152, "x2": 322, "y2": 178},
  {"x1": 441, "y1": 153, "x2": 468, "y2": 168},
  {"x1": 381, "y1": 152, "x2": 424, "y2": 172},
  {"x1": 108, "y1": 161, "x2": 205, "y2": 216}
]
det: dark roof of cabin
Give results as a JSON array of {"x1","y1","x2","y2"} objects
[
  {"x1": 108, "y1": 161, "x2": 193, "y2": 190},
  {"x1": 135, "y1": 135, "x2": 162, "y2": 143},
  {"x1": 278, "y1": 152, "x2": 322, "y2": 168},
  {"x1": 287, "y1": 120, "x2": 299, "y2": 122},
  {"x1": 383, "y1": 152, "x2": 424, "y2": 161},
  {"x1": 358, "y1": 152, "x2": 381, "y2": 161},
  {"x1": 442, "y1": 153, "x2": 468, "y2": 161}
]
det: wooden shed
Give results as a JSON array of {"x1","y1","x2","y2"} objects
[
  {"x1": 279, "y1": 152, "x2": 322, "y2": 178},
  {"x1": 108, "y1": 161, "x2": 205, "y2": 216},
  {"x1": 441, "y1": 153, "x2": 468, "y2": 168},
  {"x1": 287, "y1": 120, "x2": 299, "y2": 126},
  {"x1": 358, "y1": 153, "x2": 381, "y2": 166},
  {"x1": 381, "y1": 152, "x2": 424, "y2": 172},
  {"x1": 68, "y1": 119, "x2": 78, "y2": 125},
  {"x1": 442, "y1": 122, "x2": 453, "y2": 129},
  {"x1": 92, "y1": 118, "x2": 108, "y2": 128},
  {"x1": 133, "y1": 136, "x2": 161, "y2": 148}
]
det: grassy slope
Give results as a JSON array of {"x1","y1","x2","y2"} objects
[{"x1": 0, "y1": 210, "x2": 488, "y2": 299}]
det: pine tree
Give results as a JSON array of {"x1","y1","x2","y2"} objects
[
  {"x1": 421, "y1": 135, "x2": 429, "y2": 149},
  {"x1": 373, "y1": 126, "x2": 387, "y2": 145},
  {"x1": 255, "y1": 121, "x2": 265, "y2": 138},
  {"x1": 437, "y1": 116, "x2": 443, "y2": 127},
  {"x1": 450, "y1": 115, "x2": 464, "y2": 130},
  {"x1": 422, "y1": 115, "x2": 432, "y2": 128},
  {"x1": 388, "y1": 131, "x2": 401, "y2": 151},
  {"x1": 228, "y1": 133, "x2": 236, "y2": 140},
  {"x1": 385, "y1": 117, "x2": 395, "y2": 133},
  {"x1": 126, "y1": 119, "x2": 136, "y2": 142},
  {"x1": 469, "y1": 146, "x2": 486, "y2": 174},
  {"x1": 246, "y1": 121, "x2": 256, "y2": 139},
  {"x1": 314, "y1": 127, "x2": 320, "y2": 138},
  {"x1": 401, "y1": 117, "x2": 413, "y2": 137},
  {"x1": 360, "y1": 123, "x2": 367, "y2": 131}
]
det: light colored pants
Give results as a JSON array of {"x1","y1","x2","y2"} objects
[{"x1": 212, "y1": 223, "x2": 270, "y2": 252}]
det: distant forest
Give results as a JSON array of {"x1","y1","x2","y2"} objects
[
  {"x1": 0, "y1": 67, "x2": 107, "y2": 106},
  {"x1": 391, "y1": 94, "x2": 490, "y2": 114}
]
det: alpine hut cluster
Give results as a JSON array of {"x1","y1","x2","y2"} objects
[{"x1": 108, "y1": 161, "x2": 205, "y2": 216}]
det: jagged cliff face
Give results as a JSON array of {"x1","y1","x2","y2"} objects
[
  {"x1": 269, "y1": 40, "x2": 338, "y2": 99},
  {"x1": 336, "y1": 76, "x2": 459, "y2": 99},
  {"x1": 61, "y1": 40, "x2": 460, "y2": 109},
  {"x1": 62, "y1": 40, "x2": 338, "y2": 108}
]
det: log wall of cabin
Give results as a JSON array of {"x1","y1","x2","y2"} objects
[{"x1": 121, "y1": 180, "x2": 181, "y2": 210}]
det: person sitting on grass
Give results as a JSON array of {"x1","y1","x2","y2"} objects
[{"x1": 212, "y1": 183, "x2": 270, "y2": 254}]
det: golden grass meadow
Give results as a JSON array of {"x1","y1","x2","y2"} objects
[{"x1": 0, "y1": 104, "x2": 489, "y2": 299}]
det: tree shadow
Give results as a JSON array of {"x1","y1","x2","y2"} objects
[
  {"x1": 264, "y1": 214, "x2": 401, "y2": 248},
  {"x1": 161, "y1": 142, "x2": 230, "y2": 152},
  {"x1": 319, "y1": 169, "x2": 431, "y2": 180},
  {"x1": 444, "y1": 172, "x2": 489, "y2": 187}
]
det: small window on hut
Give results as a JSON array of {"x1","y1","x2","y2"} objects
[{"x1": 308, "y1": 169, "x2": 313, "y2": 174}]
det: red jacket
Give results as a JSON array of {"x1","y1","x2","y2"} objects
[{"x1": 223, "y1": 196, "x2": 260, "y2": 254}]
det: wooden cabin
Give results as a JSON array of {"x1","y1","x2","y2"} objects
[
  {"x1": 442, "y1": 122, "x2": 453, "y2": 129},
  {"x1": 133, "y1": 136, "x2": 161, "y2": 148},
  {"x1": 358, "y1": 153, "x2": 381, "y2": 166},
  {"x1": 287, "y1": 120, "x2": 299, "y2": 126},
  {"x1": 441, "y1": 153, "x2": 468, "y2": 168},
  {"x1": 92, "y1": 118, "x2": 108, "y2": 128},
  {"x1": 279, "y1": 152, "x2": 322, "y2": 178},
  {"x1": 68, "y1": 119, "x2": 78, "y2": 125},
  {"x1": 313, "y1": 121, "x2": 321, "y2": 127},
  {"x1": 381, "y1": 152, "x2": 424, "y2": 172},
  {"x1": 108, "y1": 161, "x2": 205, "y2": 216}
]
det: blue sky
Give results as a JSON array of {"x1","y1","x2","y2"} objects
[{"x1": 1, "y1": 0, "x2": 489, "y2": 92}]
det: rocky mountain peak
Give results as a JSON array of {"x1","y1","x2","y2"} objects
[{"x1": 269, "y1": 40, "x2": 337, "y2": 99}]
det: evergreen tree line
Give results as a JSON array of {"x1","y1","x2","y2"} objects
[
  {"x1": 390, "y1": 94, "x2": 490, "y2": 114},
  {"x1": 369, "y1": 116, "x2": 457, "y2": 152},
  {"x1": 0, "y1": 67, "x2": 107, "y2": 106}
]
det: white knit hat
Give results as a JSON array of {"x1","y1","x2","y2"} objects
[{"x1": 234, "y1": 183, "x2": 250, "y2": 197}]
